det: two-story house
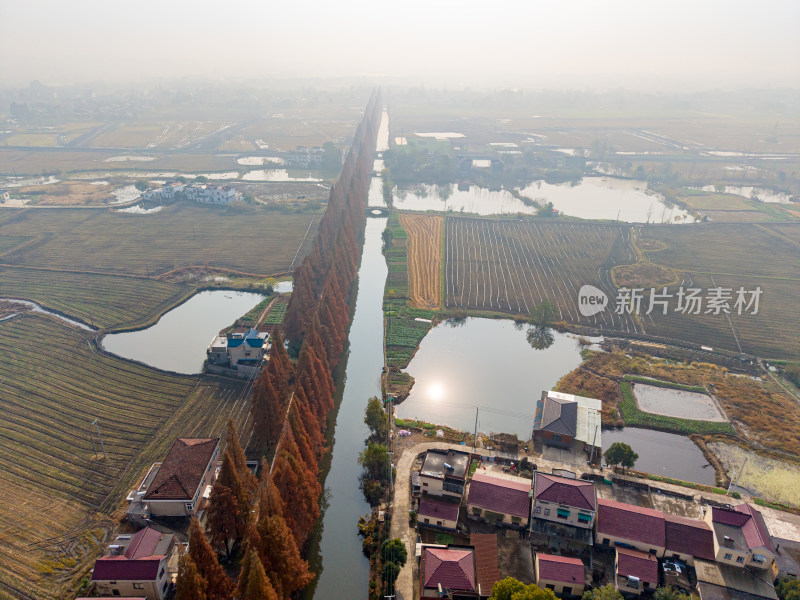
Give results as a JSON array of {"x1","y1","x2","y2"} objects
[
  {"x1": 91, "y1": 527, "x2": 175, "y2": 600},
  {"x1": 467, "y1": 472, "x2": 532, "y2": 528},
  {"x1": 532, "y1": 472, "x2": 597, "y2": 544},
  {"x1": 143, "y1": 438, "x2": 220, "y2": 517},
  {"x1": 596, "y1": 498, "x2": 666, "y2": 557},
  {"x1": 419, "y1": 449, "x2": 470, "y2": 499},
  {"x1": 704, "y1": 504, "x2": 777, "y2": 574}
]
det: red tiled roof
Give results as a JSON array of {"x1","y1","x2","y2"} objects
[
  {"x1": 419, "y1": 495, "x2": 460, "y2": 522},
  {"x1": 616, "y1": 547, "x2": 659, "y2": 585},
  {"x1": 730, "y1": 505, "x2": 775, "y2": 553},
  {"x1": 664, "y1": 513, "x2": 715, "y2": 561},
  {"x1": 471, "y1": 534, "x2": 501, "y2": 594},
  {"x1": 144, "y1": 438, "x2": 218, "y2": 501},
  {"x1": 712, "y1": 506, "x2": 750, "y2": 527},
  {"x1": 124, "y1": 527, "x2": 162, "y2": 560},
  {"x1": 423, "y1": 548, "x2": 476, "y2": 592},
  {"x1": 534, "y1": 473, "x2": 596, "y2": 511},
  {"x1": 468, "y1": 473, "x2": 531, "y2": 520},
  {"x1": 92, "y1": 556, "x2": 163, "y2": 582},
  {"x1": 597, "y1": 498, "x2": 665, "y2": 548},
  {"x1": 537, "y1": 553, "x2": 584, "y2": 585}
]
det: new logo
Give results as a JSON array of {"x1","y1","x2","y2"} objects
[{"x1": 578, "y1": 285, "x2": 608, "y2": 317}]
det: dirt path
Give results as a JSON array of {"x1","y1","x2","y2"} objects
[{"x1": 399, "y1": 213, "x2": 442, "y2": 309}]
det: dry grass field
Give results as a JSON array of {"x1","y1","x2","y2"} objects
[
  {"x1": 0, "y1": 313, "x2": 251, "y2": 599},
  {"x1": 0, "y1": 204, "x2": 318, "y2": 276},
  {"x1": 436, "y1": 216, "x2": 800, "y2": 358},
  {"x1": 399, "y1": 213, "x2": 443, "y2": 309}
]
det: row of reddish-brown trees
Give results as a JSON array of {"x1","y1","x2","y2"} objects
[{"x1": 176, "y1": 93, "x2": 382, "y2": 600}]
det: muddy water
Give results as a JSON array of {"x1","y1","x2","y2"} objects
[{"x1": 602, "y1": 427, "x2": 715, "y2": 485}]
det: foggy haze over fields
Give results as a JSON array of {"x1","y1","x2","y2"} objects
[{"x1": 1, "y1": 0, "x2": 799, "y2": 90}]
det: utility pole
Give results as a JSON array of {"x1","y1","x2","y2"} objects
[
  {"x1": 472, "y1": 407, "x2": 479, "y2": 454},
  {"x1": 727, "y1": 456, "x2": 748, "y2": 495},
  {"x1": 589, "y1": 424, "x2": 599, "y2": 465},
  {"x1": 93, "y1": 419, "x2": 106, "y2": 459}
]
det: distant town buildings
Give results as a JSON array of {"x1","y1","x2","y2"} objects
[
  {"x1": 141, "y1": 182, "x2": 242, "y2": 204},
  {"x1": 285, "y1": 145, "x2": 325, "y2": 168}
]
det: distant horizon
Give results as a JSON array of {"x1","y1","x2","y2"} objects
[{"x1": 1, "y1": 0, "x2": 797, "y2": 92}]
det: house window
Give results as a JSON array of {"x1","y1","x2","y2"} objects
[
  {"x1": 112, "y1": 592, "x2": 120, "y2": 598},
  {"x1": 185, "y1": 503, "x2": 194, "y2": 512},
  {"x1": 159, "y1": 566, "x2": 165, "y2": 579},
  {"x1": 544, "y1": 509, "x2": 550, "y2": 516},
  {"x1": 133, "y1": 583, "x2": 145, "y2": 589},
  {"x1": 563, "y1": 587, "x2": 572, "y2": 596},
  {"x1": 724, "y1": 553, "x2": 733, "y2": 560},
  {"x1": 424, "y1": 518, "x2": 429, "y2": 524},
  {"x1": 423, "y1": 482, "x2": 428, "y2": 487},
  {"x1": 437, "y1": 521, "x2": 442, "y2": 527},
  {"x1": 553, "y1": 434, "x2": 562, "y2": 442},
  {"x1": 578, "y1": 512, "x2": 592, "y2": 523},
  {"x1": 603, "y1": 538, "x2": 610, "y2": 545},
  {"x1": 557, "y1": 508, "x2": 570, "y2": 519},
  {"x1": 535, "y1": 507, "x2": 541, "y2": 514},
  {"x1": 736, "y1": 556, "x2": 744, "y2": 563},
  {"x1": 545, "y1": 584, "x2": 555, "y2": 591}
]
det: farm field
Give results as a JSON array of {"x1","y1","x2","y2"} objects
[
  {"x1": 398, "y1": 213, "x2": 443, "y2": 309},
  {"x1": 383, "y1": 212, "x2": 435, "y2": 369},
  {"x1": 0, "y1": 203, "x2": 319, "y2": 277},
  {"x1": 435, "y1": 216, "x2": 800, "y2": 358},
  {"x1": 0, "y1": 267, "x2": 192, "y2": 330},
  {"x1": 636, "y1": 223, "x2": 800, "y2": 357},
  {"x1": 0, "y1": 313, "x2": 251, "y2": 599},
  {"x1": 443, "y1": 216, "x2": 640, "y2": 331}
]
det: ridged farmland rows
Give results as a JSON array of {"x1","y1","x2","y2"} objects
[
  {"x1": 444, "y1": 218, "x2": 629, "y2": 328},
  {"x1": 398, "y1": 214, "x2": 442, "y2": 309},
  {"x1": 0, "y1": 206, "x2": 319, "y2": 277},
  {"x1": 0, "y1": 313, "x2": 250, "y2": 598},
  {"x1": 0, "y1": 267, "x2": 192, "y2": 330}
]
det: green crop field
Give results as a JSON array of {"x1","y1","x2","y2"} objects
[{"x1": 0, "y1": 313, "x2": 251, "y2": 599}]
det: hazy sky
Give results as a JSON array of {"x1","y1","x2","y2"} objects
[{"x1": 1, "y1": 0, "x2": 798, "y2": 90}]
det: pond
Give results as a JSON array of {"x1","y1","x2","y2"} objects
[
  {"x1": 518, "y1": 177, "x2": 694, "y2": 223},
  {"x1": 394, "y1": 318, "x2": 593, "y2": 438},
  {"x1": 102, "y1": 290, "x2": 264, "y2": 374},
  {"x1": 695, "y1": 185, "x2": 793, "y2": 204},
  {"x1": 392, "y1": 178, "x2": 694, "y2": 223},
  {"x1": 632, "y1": 383, "x2": 726, "y2": 421},
  {"x1": 240, "y1": 169, "x2": 321, "y2": 182},
  {"x1": 602, "y1": 427, "x2": 715, "y2": 485}
]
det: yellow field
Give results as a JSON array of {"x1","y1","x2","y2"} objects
[{"x1": 399, "y1": 213, "x2": 442, "y2": 309}]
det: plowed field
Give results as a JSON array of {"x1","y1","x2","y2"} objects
[{"x1": 400, "y1": 213, "x2": 442, "y2": 309}]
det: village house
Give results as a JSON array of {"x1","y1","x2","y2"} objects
[
  {"x1": 595, "y1": 498, "x2": 666, "y2": 557},
  {"x1": 532, "y1": 391, "x2": 602, "y2": 461},
  {"x1": 419, "y1": 494, "x2": 460, "y2": 530},
  {"x1": 0, "y1": 189, "x2": 10, "y2": 202},
  {"x1": 664, "y1": 513, "x2": 716, "y2": 565},
  {"x1": 418, "y1": 449, "x2": 470, "y2": 500},
  {"x1": 704, "y1": 504, "x2": 778, "y2": 574},
  {"x1": 531, "y1": 472, "x2": 597, "y2": 544},
  {"x1": 142, "y1": 438, "x2": 220, "y2": 518},
  {"x1": 694, "y1": 558, "x2": 779, "y2": 600},
  {"x1": 91, "y1": 527, "x2": 175, "y2": 600},
  {"x1": 466, "y1": 471, "x2": 531, "y2": 528},
  {"x1": 420, "y1": 546, "x2": 479, "y2": 599},
  {"x1": 207, "y1": 327, "x2": 270, "y2": 378},
  {"x1": 535, "y1": 553, "x2": 586, "y2": 597},
  {"x1": 141, "y1": 181, "x2": 241, "y2": 204},
  {"x1": 614, "y1": 547, "x2": 659, "y2": 596}
]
